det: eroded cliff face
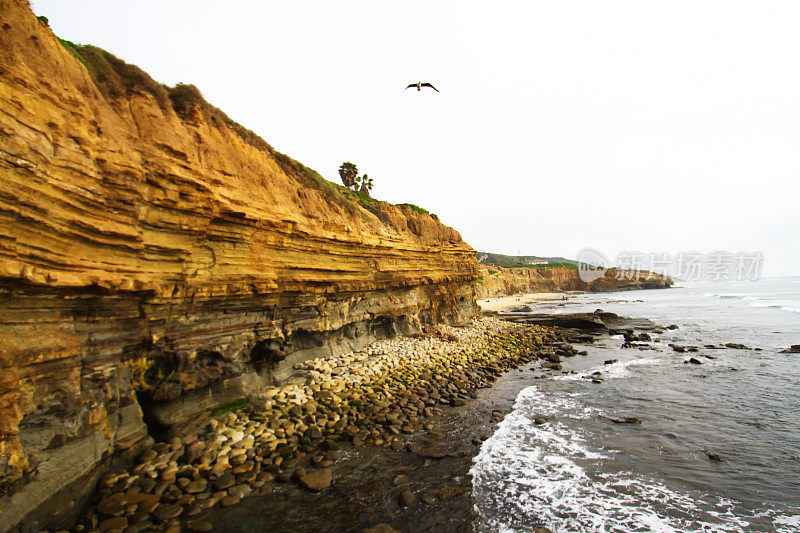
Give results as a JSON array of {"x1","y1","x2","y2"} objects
[
  {"x1": 475, "y1": 265, "x2": 672, "y2": 299},
  {"x1": 0, "y1": 0, "x2": 477, "y2": 516}
]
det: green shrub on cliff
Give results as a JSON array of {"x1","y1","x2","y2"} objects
[
  {"x1": 335, "y1": 185, "x2": 376, "y2": 210},
  {"x1": 397, "y1": 203, "x2": 429, "y2": 215}
]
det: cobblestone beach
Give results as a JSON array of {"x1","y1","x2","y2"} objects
[{"x1": 71, "y1": 318, "x2": 573, "y2": 533}]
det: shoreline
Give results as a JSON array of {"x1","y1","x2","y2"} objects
[
  {"x1": 60, "y1": 317, "x2": 575, "y2": 533},
  {"x1": 477, "y1": 291, "x2": 584, "y2": 313}
]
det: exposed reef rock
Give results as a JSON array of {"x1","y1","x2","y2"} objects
[
  {"x1": 475, "y1": 265, "x2": 672, "y2": 299},
  {"x1": 0, "y1": 1, "x2": 477, "y2": 525}
]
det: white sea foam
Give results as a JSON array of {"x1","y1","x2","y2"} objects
[
  {"x1": 471, "y1": 386, "x2": 797, "y2": 533},
  {"x1": 555, "y1": 355, "x2": 663, "y2": 381},
  {"x1": 774, "y1": 515, "x2": 800, "y2": 532},
  {"x1": 748, "y1": 301, "x2": 794, "y2": 311}
]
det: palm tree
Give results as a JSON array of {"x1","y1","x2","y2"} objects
[
  {"x1": 359, "y1": 174, "x2": 374, "y2": 196},
  {"x1": 338, "y1": 162, "x2": 358, "y2": 188}
]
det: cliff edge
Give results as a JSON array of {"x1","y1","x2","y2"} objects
[{"x1": 0, "y1": 1, "x2": 477, "y2": 525}]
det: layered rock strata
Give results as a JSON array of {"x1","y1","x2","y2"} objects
[
  {"x1": 0, "y1": 1, "x2": 478, "y2": 525},
  {"x1": 475, "y1": 265, "x2": 672, "y2": 299}
]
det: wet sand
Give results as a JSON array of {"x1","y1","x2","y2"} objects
[{"x1": 478, "y1": 292, "x2": 582, "y2": 313}]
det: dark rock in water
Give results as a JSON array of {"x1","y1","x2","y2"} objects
[
  {"x1": 451, "y1": 398, "x2": 467, "y2": 407},
  {"x1": 622, "y1": 330, "x2": 651, "y2": 343},
  {"x1": 604, "y1": 359, "x2": 618, "y2": 365},
  {"x1": 780, "y1": 345, "x2": 800, "y2": 354},
  {"x1": 407, "y1": 444, "x2": 447, "y2": 459},
  {"x1": 533, "y1": 416, "x2": 548, "y2": 425},
  {"x1": 300, "y1": 469, "x2": 332, "y2": 491},
  {"x1": 533, "y1": 527, "x2": 554, "y2": 533},
  {"x1": 398, "y1": 488, "x2": 417, "y2": 507},
  {"x1": 508, "y1": 313, "x2": 608, "y2": 331},
  {"x1": 622, "y1": 341, "x2": 652, "y2": 350},
  {"x1": 577, "y1": 350, "x2": 588, "y2": 356},
  {"x1": 666, "y1": 324, "x2": 679, "y2": 330},
  {"x1": 600, "y1": 415, "x2": 642, "y2": 424},
  {"x1": 704, "y1": 354, "x2": 718, "y2": 360},
  {"x1": 725, "y1": 343, "x2": 750, "y2": 350},
  {"x1": 687, "y1": 357, "x2": 703, "y2": 365},
  {"x1": 671, "y1": 344, "x2": 698, "y2": 353},
  {"x1": 706, "y1": 451, "x2": 724, "y2": 462}
]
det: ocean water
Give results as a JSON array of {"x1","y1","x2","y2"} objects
[{"x1": 471, "y1": 277, "x2": 800, "y2": 532}]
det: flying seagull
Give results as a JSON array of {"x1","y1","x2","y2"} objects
[{"x1": 404, "y1": 81, "x2": 439, "y2": 93}]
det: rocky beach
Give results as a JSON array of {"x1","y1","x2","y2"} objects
[
  {"x1": 49, "y1": 317, "x2": 580, "y2": 533},
  {"x1": 49, "y1": 300, "x2": 676, "y2": 533}
]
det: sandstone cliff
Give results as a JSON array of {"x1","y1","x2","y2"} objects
[
  {"x1": 0, "y1": 1, "x2": 477, "y2": 522},
  {"x1": 476, "y1": 265, "x2": 672, "y2": 299}
]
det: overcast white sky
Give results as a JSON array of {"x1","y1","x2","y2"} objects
[{"x1": 32, "y1": 1, "x2": 800, "y2": 277}]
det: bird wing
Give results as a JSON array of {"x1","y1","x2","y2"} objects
[
  {"x1": 403, "y1": 83, "x2": 416, "y2": 91},
  {"x1": 421, "y1": 83, "x2": 439, "y2": 92}
]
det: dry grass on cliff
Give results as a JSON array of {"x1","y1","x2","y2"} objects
[
  {"x1": 60, "y1": 42, "x2": 171, "y2": 111},
  {"x1": 54, "y1": 41, "x2": 439, "y2": 226},
  {"x1": 56, "y1": 41, "x2": 357, "y2": 213}
]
